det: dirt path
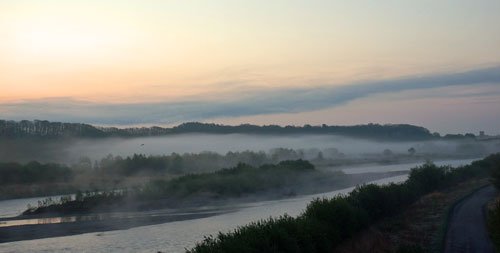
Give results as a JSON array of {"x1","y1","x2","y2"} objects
[{"x1": 444, "y1": 185, "x2": 497, "y2": 253}]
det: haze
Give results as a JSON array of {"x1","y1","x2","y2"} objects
[{"x1": 1, "y1": 134, "x2": 497, "y2": 164}]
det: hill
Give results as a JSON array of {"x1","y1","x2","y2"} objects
[{"x1": 0, "y1": 119, "x2": 437, "y2": 141}]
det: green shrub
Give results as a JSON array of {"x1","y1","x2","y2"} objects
[
  {"x1": 396, "y1": 244, "x2": 426, "y2": 253},
  {"x1": 0, "y1": 161, "x2": 73, "y2": 184},
  {"x1": 138, "y1": 160, "x2": 318, "y2": 200},
  {"x1": 187, "y1": 154, "x2": 500, "y2": 253},
  {"x1": 304, "y1": 196, "x2": 369, "y2": 241},
  {"x1": 491, "y1": 164, "x2": 500, "y2": 190},
  {"x1": 488, "y1": 200, "x2": 500, "y2": 251},
  {"x1": 348, "y1": 183, "x2": 410, "y2": 222},
  {"x1": 407, "y1": 162, "x2": 448, "y2": 194}
]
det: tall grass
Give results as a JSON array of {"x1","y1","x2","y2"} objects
[
  {"x1": 488, "y1": 199, "x2": 500, "y2": 251},
  {"x1": 489, "y1": 160, "x2": 500, "y2": 251}
]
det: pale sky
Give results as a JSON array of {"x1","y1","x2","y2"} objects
[{"x1": 1, "y1": 0, "x2": 500, "y2": 134}]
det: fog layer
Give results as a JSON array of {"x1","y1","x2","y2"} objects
[{"x1": 1, "y1": 134, "x2": 498, "y2": 164}]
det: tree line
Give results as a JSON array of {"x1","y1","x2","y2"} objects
[
  {"x1": 1, "y1": 119, "x2": 447, "y2": 140},
  {"x1": 89, "y1": 148, "x2": 332, "y2": 176},
  {"x1": 0, "y1": 161, "x2": 73, "y2": 184}
]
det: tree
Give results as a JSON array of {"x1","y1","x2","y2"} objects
[
  {"x1": 492, "y1": 165, "x2": 500, "y2": 190},
  {"x1": 316, "y1": 151, "x2": 324, "y2": 161},
  {"x1": 383, "y1": 149, "x2": 393, "y2": 156},
  {"x1": 170, "y1": 153, "x2": 184, "y2": 174},
  {"x1": 408, "y1": 147, "x2": 416, "y2": 156}
]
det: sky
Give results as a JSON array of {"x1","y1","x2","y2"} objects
[{"x1": 1, "y1": 0, "x2": 500, "y2": 134}]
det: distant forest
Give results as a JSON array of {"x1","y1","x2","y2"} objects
[{"x1": 0, "y1": 119, "x2": 476, "y2": 141}]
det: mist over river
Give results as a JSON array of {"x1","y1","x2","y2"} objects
[
  {"x1": 0, "y1": 159, "x2": 475, "y2": 253},
  {"x1": 2, "y1": 133, "x2": 491, "y2": 164}
]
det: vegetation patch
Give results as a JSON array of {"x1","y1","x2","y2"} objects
[
  {"x1": 186, "y1": 154, "x2": 499, "y2": 253},
  {"x1": 0, "y1": 146, "x2": 421, "y2": 200},
  {"x1": 1, "y1": 119, "x2": 438, "y2": 141},
  {"x1": 488, "y1": 198, "x2": 500, "y2": 252},
  {"x1": 488, "y1": 161, "x2": 500, "y2": 252},
  {"x1": 0, "y1": 161, "x2": 73, "y2": 184},
  {"x1": 24, "y1": 160, "x2": 373, "y2": 215},
  {"x1": 336, "y1": 179, "x2": 490, "y2": 253}
]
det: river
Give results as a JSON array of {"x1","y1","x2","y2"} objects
[{"x1": 0, "y1": 158, "x2": 477, "y2": 253}]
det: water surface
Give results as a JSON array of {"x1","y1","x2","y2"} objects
[
  {"x1": 0, "y1": 158, "x2": 478, "y2": 253},
  {"x1": 0, "y1": 175, "x2": 405, "y2": 253}
]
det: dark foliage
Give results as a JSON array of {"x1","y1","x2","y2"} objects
[
  {"x1": 171, "y1": 122, "x2": 434, "y2": 141},
  {"x1": 493, "y1": 165, "x2": 500, "y2": 190},
  {"x1": 0, "y1": 119, "x2": 106, "y2": 138},
  {"x1": 138, "y1": 159, "x2": 317, "y2": 200},
  {"x1": 187, "y1": 154, "x2": 500, "y2": 253},
  {"x1": 0, "y1": 161, "x2": 73, "y2": 184},
  {"x1": 96, "y1": 151, "x2": 271, "y2": 176},
  {"x1": 23, "y1": 190, "x2": 125, "y2": 215},
  {"x1": 95, "y1": 149, "x2": 321, "y2": 176},
  {"x1": 482, "y1": 154, "x2": 500, "y2": 189},
  {"x1": 23, "y1": 160, "x2": 324, "y2": 215},
  {"x1": 1, "y1": 119, "x2": 436, "y2": 140},
  {"x1": 488, "y1": 200, "x2": 500, "y2": 252}
]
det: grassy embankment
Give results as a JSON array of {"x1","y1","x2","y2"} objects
[
  {"x1": 488, "y1": 198, "x2": 500, "y2": 252},
  {"x1": 335, "y1": 178, "x2": 490, "y2": 253},
  {"x1": 186, "y1": 154, "x2": 500, "y2": 253},
  {"x1": 488, "y1": 160, "x2": 500, "y2": 252}
]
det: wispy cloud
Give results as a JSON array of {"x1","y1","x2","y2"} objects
[{"x1": 2, "y1": 66, "x2": 500, "y2": 125}]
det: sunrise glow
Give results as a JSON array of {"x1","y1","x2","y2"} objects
[{"x1": 1, "y1": 0, "x2": 500, "y2": 132}]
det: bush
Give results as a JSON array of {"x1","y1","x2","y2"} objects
[
  {"x1": 0, "y1": 161, "x2": 73, "y2": 184},
  {"x1": 406, "y1": 162, "x2": 448, "y2": 194},
  {"x1": 397, "y1": 244, "x2": 426, "y2": 253},
  {"x1": 491, "y1": 164, "x2": 500, "y2": 189},
  {"x1": 138, "y1": 160, "x2": 318, "y2": 200},
  {"x1": 488, "y1": 200, "x2": 500, "y2": 251},
  {"x1": 348, "y1": 183, "x2": 409, "y2": 222},
  {"x1": 187, "y1": 154, "x2": 500, "y2": 253},
  {"x1": 304, "y1": 196, "x2": 369, "y2": 241}
]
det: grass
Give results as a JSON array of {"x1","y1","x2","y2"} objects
[
  {"x1": 336, "y1": 178, "x2": 489, "y2": 253},
  {"x1": 488, "y1": 197, "x2": 500, "y2": 252},
  {"x1": 488, "y1": 158, "x2": 500, "y2": 252}
]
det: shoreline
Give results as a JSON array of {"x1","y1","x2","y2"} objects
[
  {"x1": 14, "y1": 171, "x2": 407, "y2": 219},
  {"x1": 0, "y1": 171, "x2": 406, "y2": 243},
  {"x1": 0, "y1": 209, "x2": 227, "y2": 244}
]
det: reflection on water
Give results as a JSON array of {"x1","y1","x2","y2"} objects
[
  {"x1": 0, "y1": 194, "x2": 75, "y2": 219},
  {"x1": 0, "y1": 215, "x2": 110, "y2": 228},
  {"x1": 0, "y1": 216, "x2": 79, "y2": 228},
  {"x1": 0, "y1": 208, "x2": 236, "y2": 228},
  {"x1": 0, "y1": 175, "x2": 408, "y2": 253},
  {"x1": 0, "y1": 159, "x2": 480, "y2": 253}
]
